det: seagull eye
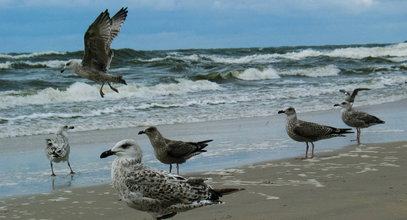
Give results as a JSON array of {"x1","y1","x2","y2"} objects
[{"x1": 122, "y1": 143, "x2": 131, "y2": 149}]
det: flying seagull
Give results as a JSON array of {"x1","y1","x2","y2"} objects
[
  {"x1": 45, "y1": 125, "x2": 75, "y2": 176},
  {"x1": 278, "y1": 107, "x2": 352, "y2": 158},
  {"x1": 334, "y1": 101, "x2": 384, "y2": 145},
  {"x1": 61, "y1": 7, "x2": 128, "y2": 97},
  {"x1": 100, "y1": 139, "x2": 242, "y2": 220},
  {"x1": 138, "y1": 126, "x2": 212, "y2": 174},
  {"x1": 339, "y1": 88, "x2": 370, "y2": 103}
]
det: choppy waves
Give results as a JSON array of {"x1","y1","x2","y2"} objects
[
  {"x1": 1, "y1": 42, "x2": 406, "y2": 138},
  {"x1": 0, "y1": 51, "x2": 67, "y2": 59},
  {"x1": 134, "y1": 42, "x2": 407, "y2": 64},
  {"x1": 0, "y1": 79, "x2": 222, "y2": 109}
]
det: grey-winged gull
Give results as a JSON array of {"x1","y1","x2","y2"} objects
[
  {"x1": 100, "y1": 139, "x2": 242, "y2": 220},
  {"x1": 45, "y1": 125, "x2": 75, "y2": 176},
  {"x1": 339, "y1": 88, "x2": 370, "y2": 103},
  {"x1": 138, "y1": 126, "x2": 212, "y2": 174},
  {"x1": 278, "y1": 107, "x2": 353, "y2": 158},
  {"x1": 61, "y1": 7, "x2": 128, "y2": 98},
  {"x1": 334, "y1": 101, "x2": 384, "y2": 145}
]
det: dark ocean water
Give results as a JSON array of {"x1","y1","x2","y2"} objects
[{"x1": 1, "y1": 43, "x2": 407, "y2": 138}]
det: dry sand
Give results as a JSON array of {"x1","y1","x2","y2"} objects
[{"x1": 1, "y1": 141, "x2": 407, "y2": 219}]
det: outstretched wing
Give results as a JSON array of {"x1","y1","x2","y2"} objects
[
  {"x1": 82, "y1": 8, "x2": 128, "y2": 72},
  {"x1": 349, "y1": 88, "x2": 370, "y2": 102},
  {"x1": 108, "y1": 7, "x2": 128, "y2": 48}
]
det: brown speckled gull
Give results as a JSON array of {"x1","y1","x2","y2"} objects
[
  {"x1": 139, "y1": 126, "x2": 212, "y2": 174},
  {"x1": 278, "y1": 107, "x2": 352, "y2": 158},
  {"x1": 100, "y1": 139, "x2": 242, "y2": 220},
  {"x1": 334, "y1": 101, "x2": 384, "y2": 145}
]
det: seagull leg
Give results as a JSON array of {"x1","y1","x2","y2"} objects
[
  {"x1": 50, "y1": 161, "x2": 56, "y2": 176},
  {"x1": 310, "y1": 142, "x2": 315, "y2": 158},
  {"x1": 169, "y1": 164, "x2": 172, "y2": 173},
  {"x1": 67, "y1": 161, "x2": 75, "y2": 175},
  {"x1": 100, "y1": 83, "x2": 105, "y2": 98},
  {"x1": 108, "y1": 82, "x2": 119, "y2": 93},
  {"x1": 357, "y1": 128, "x2": 361, "y2": 145},
  {"x1": 304, "y1": 142, "x2": 309, "y2": 159},
  {"x1": 176, "y1": 164, "x2": 180, "y2": 175}
]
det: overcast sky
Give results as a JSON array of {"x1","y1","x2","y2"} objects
[{"x1": 0, "y1": 0, "x2": 406, "y2": 52}]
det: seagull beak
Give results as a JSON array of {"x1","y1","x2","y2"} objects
[
  {"x1": 68, "y1": 126, "x2": 75, "y2": 129},
  {"x1": 333, "y1": 104, "x2": 340, "y2": 107},
  {"x1": 277, "y1": 110, "x2": 285, "y2": 114},
  {"x1": 60, "y1": 69, "x2": 65, "y2": 73},
  {"x1": 138, "y1": 130, "x2": 145, "y2": 135},
  {"x1": 100, "y1": 149, "x2": 115, "y2": 158}
]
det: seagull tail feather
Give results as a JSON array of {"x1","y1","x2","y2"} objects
[
  {"x1": 196, "y1": 139, "x2": 213, "y2": 149},
  {"x1": 106, "y1": 75, "x2": 127, "y2": 85},
  {"x1": 336, "y1": 128, "x2": 353, "y2": 135},
  {"x1": 208, "y1": 187, "x2": 244, "y2": 202},
  {"x1": 213, "y1": 188, "x2": 245, "y2": 196}
]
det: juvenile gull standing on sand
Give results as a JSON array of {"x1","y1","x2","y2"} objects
[
  {"x1": 100, "y1": 139, "x2": 242, "y2": 220},
  {"x1": 334, "y1": 101, "x2": 385, "y2": 145},
  {"x1": 278, "y1": 107, "x2": 352, "y2": 158},
  {"x1": 61, "y1": 7, "x2": 128, "y2": 98},
  {"x1": 45, "y1": 125, "x2": 75, "y2": 176},
  {"x1": 139, "y1": 126, "x2": 212, "y2": 174},
  {"x1": 339, "y1": 88, "x2": 370, "y2": 103}
]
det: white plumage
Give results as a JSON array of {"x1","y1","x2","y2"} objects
[{"x1": 45, "y1": 125, "x2": 75, "y2": 176}]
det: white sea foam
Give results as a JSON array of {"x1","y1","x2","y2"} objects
[
  {"x1": 0, "y1": 79, "x2": 222, "y2": 109},
  {"x1": 279, "y1": 43, "x2": 407, "y2": 60},
  {"x1": 0, "y1": 61, "x2": 12, "y2": 69},
  {"x1": 135, "y1": 43, "x2": 407, "y2": 65},
  {"x1": 0, "y1": 60, "x2": 66, "y2": 69},
  {"x1": 0, "y1": 51, "x2": 66, "y2": 59},
  {"x1": 205, "y1": 54, "x2": 278, "y2": 64},
  {"x1": 234, "y1": 67, "x2": 281, "y2": 80},
  {"x1": 279, "y1": 64, "x2": 341, "y2": 77}
]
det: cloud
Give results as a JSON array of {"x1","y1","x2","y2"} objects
[{"x1": 0, "y1": 0, "x2": 377, "y2": 11}]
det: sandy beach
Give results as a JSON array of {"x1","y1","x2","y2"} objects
[
  {"x1": 0, "y1": 99, "x2": 406, "y2": 219},
  {"x1": 1, "y1": 141, "x2": 407, "y2": 219}
]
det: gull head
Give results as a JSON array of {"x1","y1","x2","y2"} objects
[
  {"x1": 100, "y1": 139, "x2": 143, "y2": 162},
  {"x1": 61, "y1": 59, "x2": 81, "y2": 73},
  {"x1": 138, "y1": 126, "x2": 159, "y2": 136},
  {"x1": 278, "y1": 107, "x2": 296, "y2": 116},
  {"x1": 57, "y1": 125, "x2": 74, "y2": 135},
  {"x1": 334, "y1": 101, "x2": 352, "y2": 109}
]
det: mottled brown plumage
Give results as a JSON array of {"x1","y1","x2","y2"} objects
[
  {"x1": 278, "y1": 107, "x2": 352, "y2": 158},
  {"x1": 139, "y1": 126, "x2": 212, "y2": 174},
  {"x1": 100, "y1": 139, "x2": 242, "y2": 219},
  {"x1": 61, "y1": 8, "x2": 128, "y2": 97},
  {"x1": 334, "y1": 101, "x2": 384, "y2": 145}
]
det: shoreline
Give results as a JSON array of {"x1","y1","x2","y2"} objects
[
  {"x1": 0, "y1": 99, "x2": 406, "y2": 198},
  {"x1": 1, "y1": 141, "x2": 407, "y2": 219}
]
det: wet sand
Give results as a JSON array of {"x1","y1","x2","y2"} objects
[{"x1": 2, "y1": 141, "x2": 407, "y2": 219}]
